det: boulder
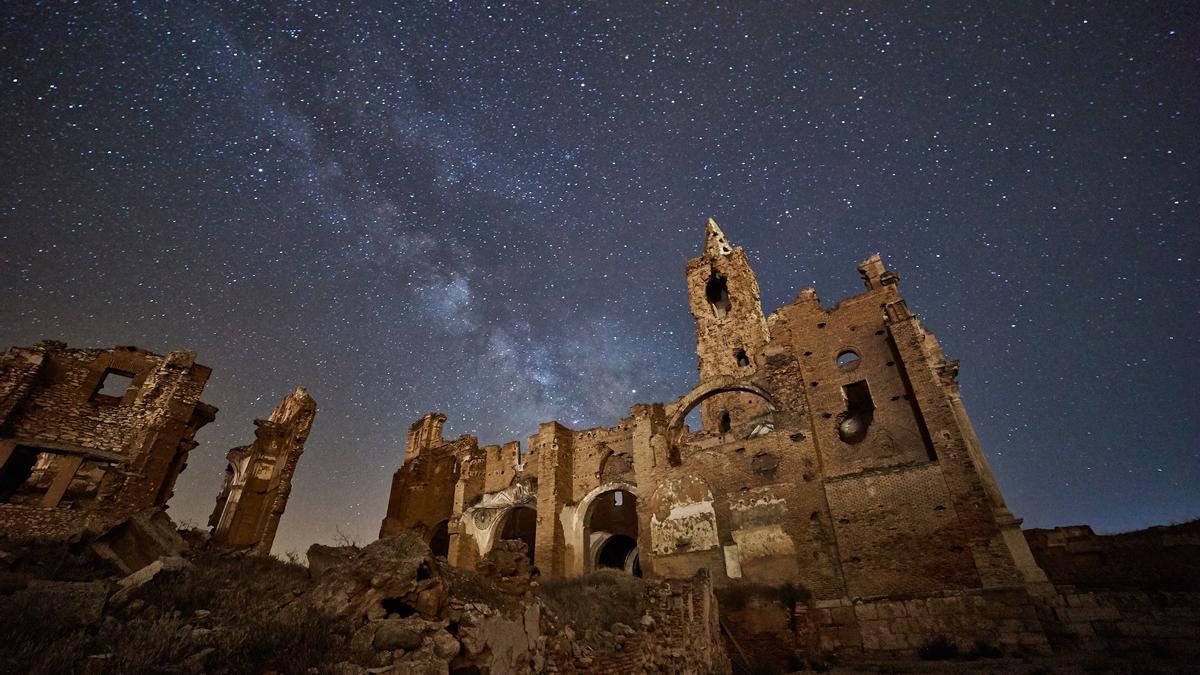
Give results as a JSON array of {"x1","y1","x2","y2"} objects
[
  {"x1": 373, "y1": 620, "x2": 425, "y2": 651},
  {"x1": 304, "y1": 532, "x2": 434, "y2": 622},
  {"x1": 90, "y1": 508, "x2": 188, "y2": 575},
  {"x1": 307, "y1": 543, "x2": 361, "y2": 577},
  {"x1": 110, "y1": 556, "x2": 192, "y2": 606}
]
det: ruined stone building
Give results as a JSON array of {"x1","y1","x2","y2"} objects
[
  {"x1": 210, "y1": 387, "x2": 316, "y2": 554},
  {"x1": 0, "y1": 341, "x2": 216, "y2": 539},
  {"x1": 381, "y1": 220, "x2": 1050, "y2": 603}
]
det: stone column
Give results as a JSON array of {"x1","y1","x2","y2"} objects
[{"x1": 533, "y1": 422, "x2": 573, "y2": 578}]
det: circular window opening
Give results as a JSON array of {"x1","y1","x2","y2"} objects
[{"x1": 837, "y1": 350, "x2": 861, "y2": 369}]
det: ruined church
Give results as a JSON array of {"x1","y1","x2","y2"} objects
[{"x1": 380, "y1": 220, "x2": 1049, "y2": 599}]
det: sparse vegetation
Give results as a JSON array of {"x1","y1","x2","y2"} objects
[
  {"x1": 0, "y1": 552, "x2": 370, "y2": 675},
  {"x1": 538, "y1": 571, "x2": 645, "y2": 640}
]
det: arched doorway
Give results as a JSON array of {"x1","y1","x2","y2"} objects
[
  {"x1": 496, "y1": 506, "x2": 537, "y2": 563},
  {"x1": 585, "y1": 488, "x2": 641, "y2": 576},
  {"x1": 428, "y1": 520, "x2": 450, "y2": 559}
]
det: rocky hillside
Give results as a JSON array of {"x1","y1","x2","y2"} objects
[{"x1": 0, "y1": 510, "x2": 729, "y2": 674}]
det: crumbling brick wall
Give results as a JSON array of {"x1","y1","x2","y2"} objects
[
  {"x1": 543, "y1": 570, "x2": 731, "y2": 674},
  {"x1": 210, "y1": 387, "x2": 315, "y2": 554},
  {"x1": 1026, "y1": 520, "x2": 1200, "y2": 592},
  {"x1": 0, "y1": 341, "x2": 215, "y2": 540}
]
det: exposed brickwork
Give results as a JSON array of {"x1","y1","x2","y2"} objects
[
  {"x1": 209, "y1": 387, "x2": 315, "y2": 554},
  {"x1": 0, "y1": 341, "x2": 216, "y2": 540}
]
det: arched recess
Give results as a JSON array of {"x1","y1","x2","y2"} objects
[
  {"x1": 663, "y1": 378, "x2": 778, "y2": 463},
  {"x1": 583, "y1": 486, "x2": 641, "y2": 575},
  {"x1": 427, "y1": 519, "x2": 450, "y2": 559},
  {"x1": 494, "y1": 505, "x2": 537, "y2": 563}
]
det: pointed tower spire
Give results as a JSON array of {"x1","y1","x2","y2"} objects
[{"x1": 704, "y1": 218, "x2": 734, "y2": 257}]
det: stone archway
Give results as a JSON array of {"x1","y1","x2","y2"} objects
[
  {"x1": 662, "y1": 377, "x2": 778, "y2": 463},
  {"x1": 428, "y1": 519, "x2": 450, "y2": 559},
  {"x1": 493, "y1": 505, "x2": 537, "y2": 564},
  {"x1": 583, "y1": 486, "x2": 640, "y2": 575}
]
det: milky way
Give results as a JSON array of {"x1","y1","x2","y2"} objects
[{"x1": 1, "y1": 2, "x2": 1196, "y2": 555}]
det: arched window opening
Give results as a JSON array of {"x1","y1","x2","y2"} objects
[
  {"x1": 428, "y1": 520, "x2": 450, "y2": 558},
  {"x1": 498, "y1": 506, "x2": 537, "y2": 563},
  {"x1": 596, "y1": 535, "x2": 642, "y2": 576},
  {"x1": 683, "y1": 406, "x2": 702, "y2": 433},
  {"x1": 837, "y1": 350, "x2": 861, "y2": 369},
  {"x1": 705, "y1": 273, "x2": 731, "y2": 318},
  {"x1": 586, "y1": 489, "x2": 640, "y2": 575},
  {"x1": 735, "y1": 349, "x2": 750, "y2": 368},
  {"x1": 719, "y1": 412, "x2": 732, "y2": 433}
]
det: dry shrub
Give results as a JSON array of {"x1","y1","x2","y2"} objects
[
  {"x1": 538, "y1": 571, "x2": 645, "y2": 638},
  {"x1": 0, "y1": 590, "x2": 90, "y2": 674},
  {"x1": 0, "y1": 552, "x2": 366, "y2": 674}
]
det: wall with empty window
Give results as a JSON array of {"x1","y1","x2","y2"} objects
[
  {"x1": 0, "y1": 342, "x2": 215, "y2": 540},
  {"x1": 770, "y1": 287, "x2": 935, "y2": 478}
]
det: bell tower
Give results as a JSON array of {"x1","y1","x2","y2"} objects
[{"x1": 685, "y1": 219, "x2": 771, "y2": 432}]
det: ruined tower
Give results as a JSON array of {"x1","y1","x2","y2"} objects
[
  {"x1": 210, "y1": 387, "x2": 315, "y2": 554},
  {"x1": 685, "y1": 219, "x2": 772, "y2": 432}
]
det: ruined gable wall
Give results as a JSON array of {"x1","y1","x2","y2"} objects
[
  {"x1": 3, "y1": 345, "x2": 210, "y2": 461},
  {"x1": 211, "y1": 388, "x2": 315, "y2": 553},
  {"x1": 770, "y1": 287, "x2": 933, "y2": 478},
  {"x1": 379, "y1": 437, "x2": 473, "y2": 540}
]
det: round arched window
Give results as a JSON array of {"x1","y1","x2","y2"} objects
[{"x1": 837, "y1": 350, "x2": 861, "y2": 369}]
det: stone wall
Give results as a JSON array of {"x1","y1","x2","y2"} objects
[
  {"x1": 0, "y1": 342, "x2": 215, "y2": 540},
  {"x1": 1026, "y1": 521, "x2": 1200, "y2": 592},
  {"x1": 726, "y1": 585, "x2": 1200, "y2": 666},
  {"x1": 543, "y1": 571, "x2": 731, "y2": 674}
]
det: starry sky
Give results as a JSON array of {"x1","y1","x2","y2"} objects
[{"x1": 1, "y1": 2, "x2": 1196, "y2": 556}]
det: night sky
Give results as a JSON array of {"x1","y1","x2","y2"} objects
[{"x1": 2, "y1": 2, "x2": 1197, "y2": 557}]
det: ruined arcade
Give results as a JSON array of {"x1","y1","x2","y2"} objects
[{"x1": 382, "y1": 220, "x2": 1050, "y2": 601}]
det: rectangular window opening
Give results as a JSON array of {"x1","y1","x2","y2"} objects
[
  {"x1": 842, "y1": 380, "x2": 875, "y2": 413},
  {"x1": 94, "y1": 369, "x2": 135, "y2": 401}
]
